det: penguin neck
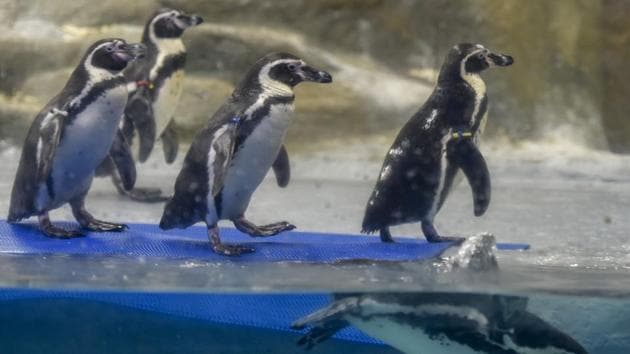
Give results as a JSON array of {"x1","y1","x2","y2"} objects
[
  {"x1": 260, "y1": 80, "x2": 294, "y2": 98},
  {"x1": 149, "y1": 37, "x2": 185, "y2": 57},
  {"x1": 145, "y1": 25, "x2": 185, "y2": 56},
  {"x1": 60, "y1": 54, "x2": 122, "y2": 108},
  {"x1": 146, "y1": 34, "x2": 185, "y2": 81}
]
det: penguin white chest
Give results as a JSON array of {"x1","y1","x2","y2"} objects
[
  {"x1": 349, "y1": 316, "x2": 484, "y2": 354},
  {"x1": 153, "y1": 70, "x2": 185, "y2": 136},
  {"x1": 219, "y1": 103, "x2": 294, "y2": 218},
  {"x1": 462, "y1": 73, "x2": 487, "y2": 127},
  {"x1": 50, "y1": 86, "x2": 127, "y2": 203}
]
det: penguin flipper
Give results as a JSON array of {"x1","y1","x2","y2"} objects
[
  {"x1": 120, "y1": 114, "x2": 136, "y2": 146},
  {"x1": 125, "y1": 89, "x2": 155, "y2": 163},
  {"x1": 291, "y1": 297, "x2": 357, "y2": 349},
  {"x1": 36, "y1": 110, "x2": 63, "y2": 185},
  {"x1": 209, "y1": 123, "x2": 238, "y2": 197},
  {"x1": 447, "y1": 139, "x2": 491, "y2": 216},
  {"x1": 160, "y1": 119, "x2": 179, "y2": 164},
  {"x1": 272, "y1": 144, "x2": 290, "y2": 188},
  {"x1": 160, "y1": 121, "x2": 238, "y2": 230},
  {"x1": 291, "y1": 296, "x2": 358, "y2": 329},
  {"x1": 108, "y1": 129, "x2": 137, "y2": 191}
]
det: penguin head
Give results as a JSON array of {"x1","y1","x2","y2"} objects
[
  {"x1": 148, "y1": 8, "x2": 204, "y2": 39},
  {"x1": 85, "y1": 38, "x2": 146, "y2": 73},
  {"x1": 240, "y1": 53, "x2": 332, "y2": 95},
  {"x1": 440, "y1": 43, "x2": 513, "y2": 81}
]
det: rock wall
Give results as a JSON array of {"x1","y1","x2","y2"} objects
[{"x1": 1, "y1": 0, "x2": 629, "y2": 152}]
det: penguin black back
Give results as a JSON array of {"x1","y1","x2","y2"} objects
[{"x1": 362, "y1": 43, "x2": 513, "y2": 243}]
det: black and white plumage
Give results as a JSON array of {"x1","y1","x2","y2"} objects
[
  {"x1": 159, "y1": 52, "x2": 332, "y2": 256},
  {"x1": 97, "y1": 8, "x2": 203, "y2": 202},
  {"x1": 292, "y1": 292, "x2": 588, "y2": 354},
  {"x1": 362, "y1": 43, "x2": 514, "y2": 243},
  {"x1": 7, "y1": 39, "x2": 145, "y2": 238}
]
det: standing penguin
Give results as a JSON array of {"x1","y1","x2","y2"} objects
[
  {"x1": 159, "y1": 53, "x2": 332, "y2": 256},
  {"x1": 362, "y1": 43, "x2": 513, "y2": 243},
  {"x1": 7, "y1": 39, "x2": 145, "y2": 238},
  {"x1": 97, "y1": 8, "x2": 203, "y2": 202},
  {"x1": 292, "y1": 292, "x2": 588, "y2": 354}
]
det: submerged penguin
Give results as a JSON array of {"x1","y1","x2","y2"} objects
[
  {"x1": 362, "y1": 43, "x2": 513, "y2": 243},
  {"x1": 292, "y1": 292, "x2": 588, "y2": 354},
  {"x1": 7, "y1": 39, "x2": 145, "y2": 238},
  {"x1": 96, "y1": 8, "x2": 203, "y2": 202},
  {"x1": 159, "y1": 53, "x2": 332, "y2": 256}
]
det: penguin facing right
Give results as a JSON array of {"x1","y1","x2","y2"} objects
[
  {"x1": 159, "y1": 53, "x2": 332, "y2": 256},
  {"x1": 362, "y1": 43, "x2": 513, "y2": 243},
  {"x1": 292, "y1": 292, "x2": 588, "y2": 354},
  {"x1": 7, "y1": 39, "x2": 144, "y2": 238},
  {"x1": 97, "y1": 8, "x2": 203, "y2": 202}
]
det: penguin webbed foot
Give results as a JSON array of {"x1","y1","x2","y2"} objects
[
  {"x1": 422, "y1": 221, "x2": 466, "y2": 244},
  {"x1": 426, "y1": 235, "x2": 466, "y2": 244},
  {"x1": 233, "y1": 218, "x2": 296, "y2": 237},
  {"x1": 208, "y1": 226, "x2": 254, "y2": 256},
  {"x1": 212, "y1": 243, "x2": 255, "y2": 257},
  {"x1": 81, "y1": 219, "x2": 128, "y2": 233},
  {"x1": 39, "y1": 215, "x2": 84, "y2": 239},
  {"x1": 119, "y1": 187, "x2": 170, "y2": 203},
  {"x1": 70, "y1": 202, "x2": 127, "y2": 233},
  {"x1": 379, "y1": 228, "x2": 395, "y2": 243},
  {"x1": 295, "y1": 320, "x2": 348, "y2": 350}
]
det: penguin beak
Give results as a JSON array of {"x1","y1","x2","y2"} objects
[
  {"x1": 174, "y1": 13, "x2": 204, "y2": 29},
  {"x1": 298, "y1": 65, "x2": 333, "y2": 83},
  {"x1": 487, "y1": 52, "x2": 514, "y2": 67},
  {"x1": 113, "y1": 43, "x2": 146, "y2": 63}
]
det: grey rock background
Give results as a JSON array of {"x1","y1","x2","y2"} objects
[{"x1": 1, "y1": 0, "x2": 629, "y2": 152}]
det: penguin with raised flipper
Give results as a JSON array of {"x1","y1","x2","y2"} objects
[
  {"x1": 159, "y1": 53, "x2": 332, "y2": 256},
  {"x1": 7, "y1": 39, "x2": 145, "y2": 238},
  {"x1": 292, "y1": 292, "x2": 588, "y2": 354},
  {"x1": 96, "y1": 8, "x2": 203, "y2": 202},
  {"x1": 362, "y1": 43, "x2": 513, "y2": 243}
]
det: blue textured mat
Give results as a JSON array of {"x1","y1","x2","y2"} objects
[
  {"x1": 0, "y1": 289, "x2": 380, "y2": 345},
  {"x1": 0, "y1": 221, "x2": 529, "y2": 347},
  {"x1": 0, "y1": 220, "x2": 529, "y2": 262}
]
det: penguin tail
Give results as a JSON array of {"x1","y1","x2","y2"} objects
[
  {"x1": 6, "y1": 211, "x2": 21, "y2": 224},
  {"x1": 360, "y1": 215, "x2": 380, "y2": 235}
]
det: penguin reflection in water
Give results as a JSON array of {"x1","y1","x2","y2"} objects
[
  {"x1": 362, "y1": 43, "x2": 513, "y2": 243},
  {"x1": 292, "y1": 292, "x2": 588, "y2": 354},
  {"x1": 159, "y1": 53, "x2": 332, "y2": 256},
  {"x1": 96, "y1": 8, "x2": 203, "y2": 202},
  {"x1": 7, "y1": 39, "x2": 145, "y2": 238}
]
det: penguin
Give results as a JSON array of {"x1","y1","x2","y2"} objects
[
  {"x1": 159, "y1": 52, "x2": 332, "y2": 256},
  {"x1": 292, "y1": 292, "x2": 588, "y2": 354},
  {"x1": 362, "y1": 43, "x2": 513, "y2": 243},
  {"x1": 96, "y1": 8, "x2": 203, "y2": 202},
  {"x1": 7, "y1": 39, "x2": 145, "y2": 238}
]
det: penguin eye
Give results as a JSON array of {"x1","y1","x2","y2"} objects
[
  {"x1": 106, "y1": 45, "x2": 114, "y2": 52},
  {"x1": 476, "y1": 52, "x2": 485, "y2": 60},
  {"x1": 287, "y1": 63, "x2": 298, "y2": 72}
]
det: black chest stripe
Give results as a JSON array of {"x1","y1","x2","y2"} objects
[
  {"x1": 153, "y1": 54, "x2": 187, "y2": 91},
  {"x1": 235, "y1": 95, "x2": 294, "y2": 151},
  {"x1": 67, "y1": 76, "x2": 126, "y2": 118}
]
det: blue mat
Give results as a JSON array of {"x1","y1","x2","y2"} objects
[
  {"x1": 0, "y1": 289, "x2": 378, "y2": 344},
  {"x1": 0, "y1": 220, "x2": 529, "y2": 262},
  {"x1": 0, "y1": 221, "x2": 529, "y2": 347}
]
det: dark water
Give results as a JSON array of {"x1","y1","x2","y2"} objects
[
  {"x1": 0, "y1": 251, "x2": 629, "y2": 353},
  {"x1": 0, "y1": 289, "x2": 627, "y2": 354}
]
